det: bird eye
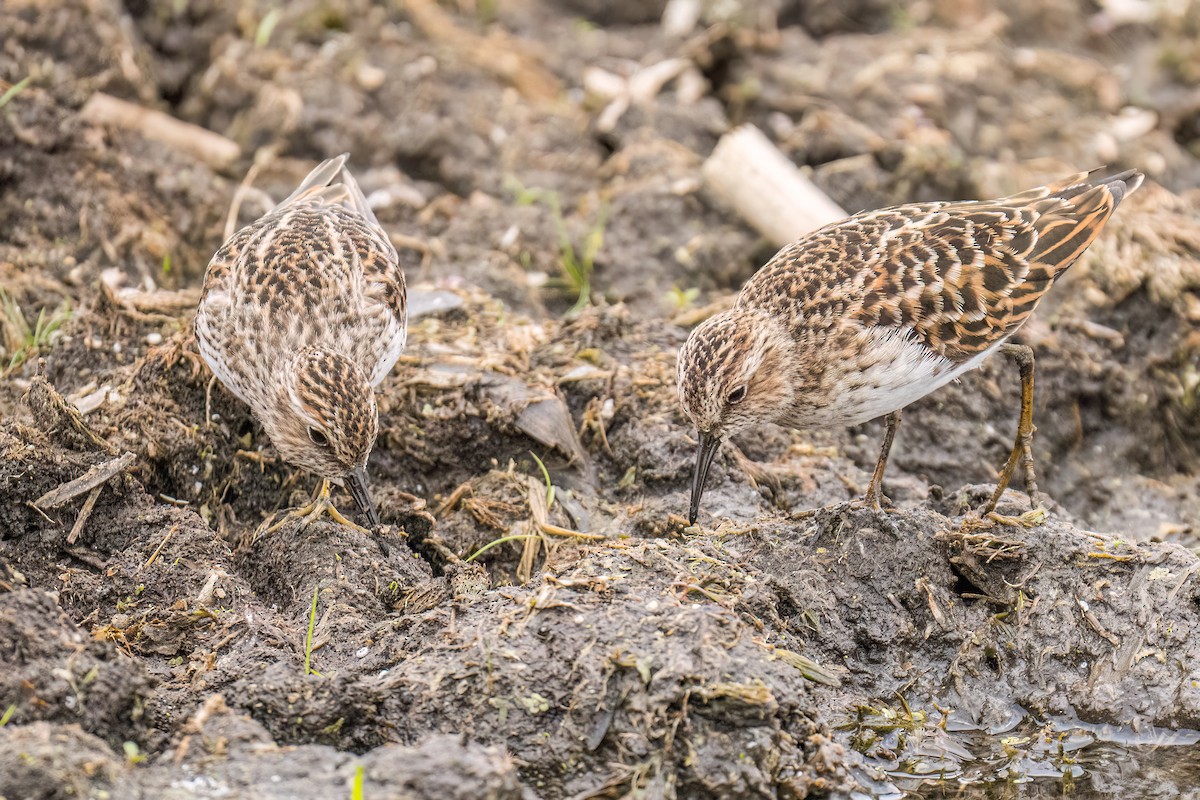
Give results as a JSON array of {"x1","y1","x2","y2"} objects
[
  {"x1": 727, "y1": 385, "x2": 747, "y2": 404},
  {"x1": 308, "y1": 427, "x2": 330, "y2": 447}
]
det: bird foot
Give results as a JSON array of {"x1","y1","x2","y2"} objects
[
  {"x1": 852, "y1": 491, "x2": 893, "y2": 514},
  {"x1": 255, "y1": 480, "x2": 370, "y2": 537}
]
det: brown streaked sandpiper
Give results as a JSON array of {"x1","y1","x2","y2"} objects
[
  {"x1": 195, "y1": 154, "x2": 407, "y2": 533},
  {"x1": 678, "y1": 168, "x2": 1143, "y2": 524}
]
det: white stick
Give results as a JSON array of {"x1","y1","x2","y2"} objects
[{"x1": 702, "y1": 124, "x2": 846, "y2": 247}]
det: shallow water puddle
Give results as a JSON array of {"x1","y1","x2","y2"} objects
[{"x1": 843, "y1": 705, "x2": 1200, "y2": 797}]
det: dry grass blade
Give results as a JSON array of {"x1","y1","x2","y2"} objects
[
  {"x1": 519, "y1": 475, "x2": 550, "y2": 584},
  {"x1": 758, "y1": 642, "x2": 844, "y2": 686},
  {"x1": 142, "y1": 524, "x2": 180, "y2": 570},
  {"x1": 224, "y1": 156, "x2": 266, "y2": 240},
  {"x1": 938, "y1": 526, "x2": 1027, "y2": 563},
  {"x1": 466, "y1": 497, "x2": 523, "y2": 530}
]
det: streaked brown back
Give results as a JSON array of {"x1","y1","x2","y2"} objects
[{"x1": 739, "y1": 168, "x2": 1143, "y2": 363}]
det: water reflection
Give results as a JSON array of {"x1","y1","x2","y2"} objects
[{"x1": 840, "y1": 703, "x2": 1200, "y2": 797}]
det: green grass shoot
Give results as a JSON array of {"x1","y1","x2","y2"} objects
[
  {"x1": 504, "y1": 176, "x2": 608, "y2": 314},
  {"x1": 529, "y1": 451, "x2": 555, "y2": 509},
  {"x1": 0, "y1": 76, "x2": 31, "y2": 110},
  {"x1": 1, "y1": 289, "x2": 72, "y2": 371},
  {"x1": 350, "y1": 764, "x2": 365, "y2": 799},
  {"x1": 0, "y1": 705, "x2": 15, "y2": 727},
  {"x1": 466, "y1": 533, "x2": 536, "y2": 563},
  {"x1": 255, "y1": 8, "x2": 282, "y2": 46},
  {"x1": 667, "y1": 285, "x2": 700, "y2": 312},
  {"x1": 122, "y1": 741, "x2": 147, "y2": 765},
  {"x1": 304, "y1": 583, "x2": 322, "y2": 676},
  {"x1": 549, "y1": 192, "x2": 608, "y2": 314}
]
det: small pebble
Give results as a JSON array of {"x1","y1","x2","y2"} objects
[{"x1": 356, "y1": 64, "x2": 385, "y2": 91}]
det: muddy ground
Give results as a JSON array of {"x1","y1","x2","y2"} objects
[{"x1": 2, "y1": 0, "x2": 1200, "y2": 797}]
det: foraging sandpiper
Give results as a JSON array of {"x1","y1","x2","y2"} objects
[
  {"x1": 195, "y1": 154, "x2": 407, "y2": 532},
  {"x1": 678, "y1": 168, "x2": 1143, "y2": 523}
]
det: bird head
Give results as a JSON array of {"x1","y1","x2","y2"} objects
[
  {"x1": 676, "y1": 308, "x2": 794, "y2": 524},
  {"x1": 260, "y1": 347, "x2": 381, "y2": 526}
]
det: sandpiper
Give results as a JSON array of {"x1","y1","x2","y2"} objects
[
  {"x1": 195, "y1": 154, "x2": 407, "y2": 532},
  {"x1": 678, "y1": 168, "x2": 1143, "y2": 524}
]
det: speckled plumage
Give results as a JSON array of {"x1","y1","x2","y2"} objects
[
  {"x1": 195, "y1": 154, "x2": 407, "y2": 528},
  {"x1": 679, "y1": 168, "x2": 1144, "y2": 523}
]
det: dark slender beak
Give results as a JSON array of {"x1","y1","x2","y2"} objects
[
  {"x1": 689, "y1": 431, "x2": 722, "y2": 525},
  {"x1": 345, "y1": 466, "x2": 381, "y2": 529}
]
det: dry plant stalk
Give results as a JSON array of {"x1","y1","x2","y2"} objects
[
  {"x1": 519, "y1": 475, "x2": 550, "y2": 584},
  {"x1": 66, "y1": 486, "x2": 103, "y2": 545},
  {"x1": 33, "y1": 452, "x2": 136, "y2": 510}
]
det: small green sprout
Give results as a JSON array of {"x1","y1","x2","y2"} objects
[
  {"x1": 255, "y1": 8, "x2": 282, "y2": 46},
  {"x1": 123, "y1": 741, "x2": 147, "y2": 765},
  {"x1": 304, "y1": 583, "x2": 322, "y2": 676},
  {"x1": 0, "y1": 76, "x2": 32, "y2": 110},
  {"x1": 1, "y1": 289, "x2": 72, "y2": 371},
  {"x1": 466, "y1": 533, "x2": 536, "y2": 563},
  {"x1": 529, "y1": 451, "x2": 555, "y2": 509},
  {"x1": 504, "y1": 177, "x2": 608, "y2": 314}
]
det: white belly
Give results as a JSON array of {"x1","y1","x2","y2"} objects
[{"x1": 807, "y1": 326, "x2": 1007, "y2": 427}]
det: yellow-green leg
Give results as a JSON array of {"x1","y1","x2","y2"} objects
[
  {"x1": 863, "y1": 410, "x2": 901, "y2": 511},
  {"x1": 983, "y1": 343, "x2": 1039, "y2": 514}
]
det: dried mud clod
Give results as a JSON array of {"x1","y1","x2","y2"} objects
[
  {"x1": 22, "y1": 361, "x2": 115, "y2": 455},
  {"x1": 0, "y1": 590, "x2": 153, "y2": 748}
]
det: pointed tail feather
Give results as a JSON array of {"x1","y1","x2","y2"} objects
[
  {"x1": 277, "y1": 153, "x2": 380, "y2": 226},
  {"x1": 1027, "y1": 167, "x2": 1144, "y2": 274},
  {"x1": 999, "y1": 166, "x2": 1145, "y2": 208},
  {"x1": 1091, "y1": 168, "x2": 1144, "y2": 208},
  {"x1": 280, "y1": 153, "x2": 350, "y2": 206},
  {"x1": 333, "y1": 160, "x2": 379, "y2": 226}
]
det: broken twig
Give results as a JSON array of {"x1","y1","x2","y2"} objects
[
  {"x1": 66, "y1": 485, "x2": 103, "y2": 545},
  {"x1": 34, "y1": 452, "x2": 136, "y2": 510},
  {"x1": 81, "y1": 93, "x2": 240, "y2": 170}
]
